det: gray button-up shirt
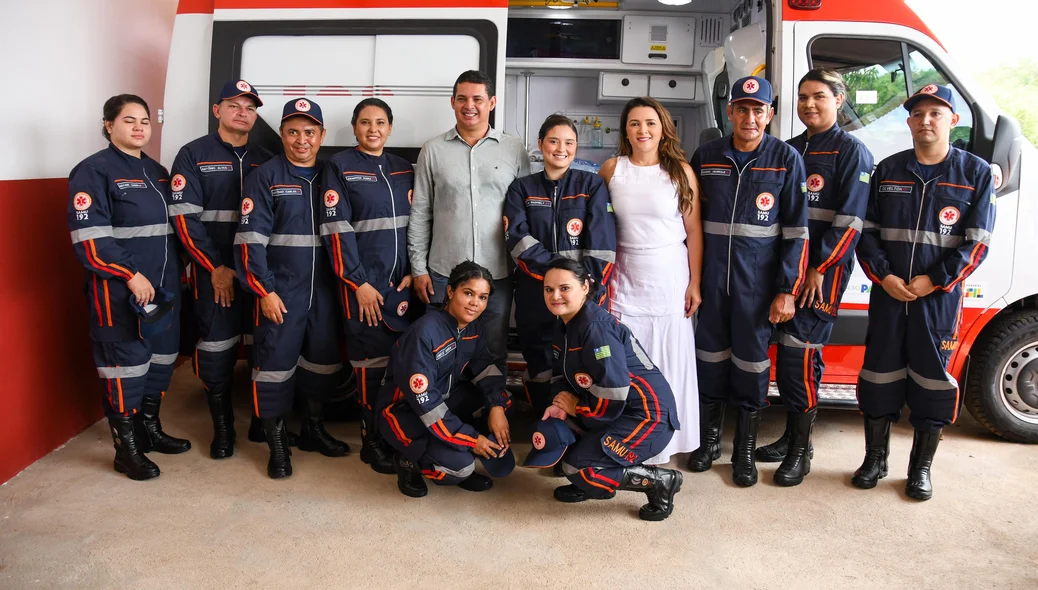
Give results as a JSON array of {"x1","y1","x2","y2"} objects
[{"x1": 408, "y1": 126, "x2": 530, "y2": 280}]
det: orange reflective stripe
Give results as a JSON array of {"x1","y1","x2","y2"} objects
[
  {"x1": 580, "y1": 468, "x2": 615, "y2": 492},
  {"x1": 92, "y1": 275, "x2": 103, "y2": 327},
  {"x1": 817, "y1": 227, "x2": 856, "y2": 273},
  {"x1": 102, "y1": 280, "x2": 113, "y2": 327}
]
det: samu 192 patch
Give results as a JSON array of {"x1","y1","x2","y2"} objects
[{"x1": 593, "y1": 345, "x2": 611, "y2": 360}]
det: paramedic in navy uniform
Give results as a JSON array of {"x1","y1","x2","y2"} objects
[
  {"x1": 854, "y1": 84, "x2": 995, "y2": 500},
  {"x1": 535, "y1": 258, "x2": 682, "y2": 521},
  {"x1": 503, "y1": 113, "x2": 616, "y2": 415},
  {"x1": 321, "y1": 98, "x2": 414, "y2": 474},
  {"x1": 753, "y1": 68, "x2": 874, "y2": 486},
  {"x1": 67, "y1": 94, "x2": 190, "y2": 480},
  {"x1": 168, "y1": 79, "x2": 273, "y2": 460},
  {"x1": 377, "y1": 262, "x2": 513, "y2": 498}
]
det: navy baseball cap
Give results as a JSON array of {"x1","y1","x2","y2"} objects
[
  {"x1": 479, "y1": 433, "x2": 516, "y2": 478},
  {"x1": 904, "y1": 83, "x2": 956, "y2": 114},
  {"x1": 217, "y1": 79, "x2": 263, "y2": 107},
  {"x1": 730, "y1": 76, "x2": 773, "y2": 106},
  {"x1": 129, "y1": 286, "x2": 176, "y2": 339},
  {"x1": 522, "y1": 417, "x2": 577, "y2": 468},
  {"x1": 282, "y1": 98, "x2": 323, "y2": 126},
  {"x1": 382, "y1": 287, "x2": 413, "y2": 333}
]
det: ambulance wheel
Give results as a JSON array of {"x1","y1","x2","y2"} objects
[{"x1": 965, "y1": 311, "x2": 1038, "y2": 443}]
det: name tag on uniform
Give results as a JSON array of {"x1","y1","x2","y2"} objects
[
  {"x1": 700, "y1": 168, "x2": 731, "y2": 177},
  {"x1": 344, "y1": 175, "x2": 377, "y2": 183},
  {"x1": 879, "y1": 184, "x2": 913, "y2": 194},
  {"x1": 199, "y1": 164, "x2": 234, "y2": 173},
  {"x1": 116, "y1": 181, "x2": 147, "y2": 189},
  {"x1": 525, "y1": 197, "x2": 551, "y2": 208},
  {"x1": 271, "y1": 187, "x2": 303, "y2": 197},
  {"x1": 435, "y1": 341, "x2": 457, "y2": 361}
]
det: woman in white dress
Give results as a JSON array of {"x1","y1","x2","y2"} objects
[{"x1": 598, "y1": 96, "x2": 703, "y2": 465}]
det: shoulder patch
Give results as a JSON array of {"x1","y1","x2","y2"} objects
[
  {"x1": 593, "y1": 345, "x2": 611, "y2": 360},
  {"x1": 859, "y1": 171, "x2": 870, "y2": 184},
  {"x1": 324, "y1": 189, "x2": 339, "y2": 208},
  {"x1": 409, "y1": 373, "x2": 429, "y2": 394},
  {"x1": 171, "y1": 174, "x2": 187, "y2": 192},
  {"x1": 574, "y1": 372, "x2": 593, "y2": 389},
  {"x1": 240, "y1": 197, "x2": 255, "y2": 215},
  {"x1": 73, "y1": 192, "x2": 92, "y2": 211}
]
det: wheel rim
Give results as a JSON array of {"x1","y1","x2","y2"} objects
[{"x1": 998, "y1": 341, "x2": 1038, "y2": 425}]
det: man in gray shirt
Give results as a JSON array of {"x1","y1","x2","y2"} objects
[{"x1": 409, "y1": 70, "x2": 530, "y2": 361}]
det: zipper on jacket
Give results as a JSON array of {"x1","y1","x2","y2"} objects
[
  {"x1": 725, "y1": 155, "x2": 758, "y2": 295},
  {"x1": 551, "y1": 182, "x2": 559, "y2": 253},
  {"x1": 235, "y1": 149, "x2": 248, "y2": 207},
  {"x1": 907, "y1": 172, "x2": 941, "y2": 313},
  {"x1": 379, "y1": 164, "x2": 400, "y2": 285},
  {"x1": 298, "y1": 175, "x2": 316, "y2": 310},
  {"x1": 142, "y1": 167, "x2": 169, "y2": 287}
]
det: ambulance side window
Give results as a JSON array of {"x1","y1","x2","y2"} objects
[
  {"x1": 809, "y1": 37, "x2": 912, "y2": 163},
  {"x1": 907, "y1": 47, "x2": 974, "y2": 151}
]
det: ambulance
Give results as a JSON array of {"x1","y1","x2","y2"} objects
[{"x1": 161, "y1": 0, "x2": 1037, "y2": 442}]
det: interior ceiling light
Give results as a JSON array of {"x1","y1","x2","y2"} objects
[
  {"x1": 508, "y1": 0, "x2": 618, "y2": 8},
  {"x1": 658, "y1": 0, "x2": 693, "y2": 5}
]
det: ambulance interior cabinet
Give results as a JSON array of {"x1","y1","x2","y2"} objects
[
  {"x1": 621, "y1": 15, "x2": 697, "y2": 67},
  {"x1": 649, "y1": 75, "x2": 698, "y2": 103},
  {"x1": 598, "y1": 73, "x2": 649, "y2": 103}
]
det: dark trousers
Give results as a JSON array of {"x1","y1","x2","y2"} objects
[
  {"x1": 190, "y1": 271, "x2": 253, "y2": 394},
  {"x1": 561, "y1": 414, "x2": 675, "y2": 498},
  {"x1": 775, "y1": 309, "x2": 834, "y2": 413}
]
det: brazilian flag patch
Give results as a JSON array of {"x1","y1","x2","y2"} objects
[
  {"x1": 593, "y1": 345, "x2": 611, "y2": 360},
  {"x1": 859, "y1": 171, "x2": 870, "y2": 184},
  {"x1": 607, "y1": 202, "x2": 614, "y2": 213}
]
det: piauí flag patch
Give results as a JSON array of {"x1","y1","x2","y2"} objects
[
  {"x1": 593, "y1": 345, "x2": 611, "y2": 360},
  {"x1": 859, "y1": 171, "x2": 871, "y2": 184}
]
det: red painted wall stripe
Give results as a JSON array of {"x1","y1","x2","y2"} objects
[{"x1": 0, "y1": 178, "x2": 104, "y2": 484}]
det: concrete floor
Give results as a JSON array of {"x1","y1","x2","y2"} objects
[{"x1": 1, "y1": 364, "x2": 1036, "y2": 589}]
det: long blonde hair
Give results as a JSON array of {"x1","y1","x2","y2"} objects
[{"x1": 618, "y1": 96, "x2": 694, "y2": 214}]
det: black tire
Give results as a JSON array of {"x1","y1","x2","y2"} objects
[{"x1": 964, "y1": 310, "x2": 1038, "y2": 443}]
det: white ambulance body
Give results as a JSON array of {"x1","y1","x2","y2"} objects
[{"x1": 161, "y1": 0, "x2": 1038, "y2": 442}]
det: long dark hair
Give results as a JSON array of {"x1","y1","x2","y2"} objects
[
  {"x1": 102, "y1": 94, "x2": 149, "y2": 140},
  {"x1": 618, "y1": 96, "x2": 694, "y2": 215}
]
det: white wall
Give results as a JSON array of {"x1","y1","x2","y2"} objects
[{"x1": 0, "y1": 0, "x2": 178, "y2": 180}]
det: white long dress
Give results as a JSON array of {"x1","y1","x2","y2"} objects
[{"x1": 608, "y1": 156, "x2": 700, "y2": 464}]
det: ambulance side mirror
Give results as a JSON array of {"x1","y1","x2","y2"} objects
[{"x1": 973, "y1": 102, "x2": 1023, "y2": 196}]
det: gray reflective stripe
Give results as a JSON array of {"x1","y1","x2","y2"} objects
[
  {"x1": 550, "y1": 375, "x2": 565, "y2": 383},
  {"x1": 590, "y1": 384, "x2": 629, "y2": 400},
  {"x1": 473, "y1": 364, "x2": 503, "y2": 383},
  {"x1": 196, "y1": 336, "x2": 240, "y2": 353},
  {"x1": 879, "y1": 228, "x2": 964, "y2": 249},
  {"x1": 703, "y1": 221, "x2": 781, "y2": 238},
  {"x1": 433, "y1": 461, "x2": 475, "y2": 479},
  {"x1": 557, "y1": 250, "x2": 582, "y2": 261},
  {"x1": 527, "y1": 370, "x2": 552, "y2": 383},
  {"x1": 510, "y1": 235, "x2": 540, "y2": 260},
  {"x1": 859, "y1": 368, "x2": 907, "y2": 385},
  {"x1": 586, "y1": 249, "x2": 616, "y2": 263},
  {"x1": 97, "y1": 362, "x2": 150, "y2": 379},
  {"x1": 696, "y1": 348, "x2": 732, "y2": 363},
  {"x1": 242, "y1": 334, "x2": 254, "y2": 345},
  {"x1": 269, "y1": 234, "x2": 320, "y2": 247},
  {"x1": 631, "y1": 337, "x2": 654, "y2": 370},
  {"x1": 352, "y1": 215, "x2": 409, "y2": 233},
  {"x1": 777, "y1": 332, "x2": 824, "y2": 350},
  {"x1": 252, "y1": 367, "x2": 296, "y2": 383},
  {"x1": 808, "y1": 208, "x2": 836, "y2": 222},
  {"x1": 420, "y1": 402, "x2": 449, "y2": 427},
  {"x1": 113, "y1": 224, "x2": 172, "y2": 239},
  {"x1": 863, "y1": 220, "x2": 880, "y2": 230},
  {"x1": 732, "y1": 354, "x2": 771, "y2": 373},
  {"x1": 908, "y1": 367, "x2": 958, "y2": 391},
  {"x1": 150, "y1": 352, "x2": 178, "y2": 366},
  {"x1": 297, "y1": 356, "x2": 343, "y2": 375},
  {"x1": 782, "y1": 226, "x2": 810, "y2": 240},
  {"x1": 560, "y1": 461, "x2": 579, "y2": 475},
  {"x1": 320, "y1": 220, "x2": 356, "y2": 236},
  {"x1": 967, "y1": 228, "x2": 992, "y2": 245},
  {"x1": 199, "y1": 210, "x2": 239, "y2": 223},
  {"x1": 833, "y1": 215, "x2": 864, "y2": 231},
  {"x1": 70, "y1": 226, "x2": 114, "y2": 243},
  {"x1": 350, "y1": 356, "x2": 389, "y2": 369},
  {"x1": 168, "y1": 203, "x2": 204, "y2": 217},
  {"x1": 234, "y1": 232, "x2": 270, "y2": 246}
]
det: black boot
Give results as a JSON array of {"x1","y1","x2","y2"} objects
[
  {"x1": 297, "y1": 399, "x2": 350, "y2": 457},
  {"x1": 359, "y1": 408, "x2": 395, "y2": 474},
  {"x1": 905, "y1": 428, "x2": 941, "y2": 501},
  {"x1": 396, "y1": 454, "x2": 428, "y2": 498},
  {"x1": 755, "y1": 422, "x2": 815, "y2": 463},
  {"x1": 852, "y1": 416, "x2": 891, "y2": 489},
  {"x1": 262, "y1": 417, "x2": 292, "y2": 479},
  {"x1": 731, "y1": 408, "x2": 761, "y2": 487},
  {"x1": 686, "y1": 401, "x2": 725, "y2": 472},
  {"x1": 249, "y1": 414, "x2": 298, "y2": 445},
  {"x1": 774, "y1": 409, "x2": 816, "y2": 486},
  {"x1": 134, "y1": 395, "x2": 191, "y2": 454},
  {"x1": 109, "y1": 415, "x2": 160, "y2": 480},
  {"x1": 206, "y1": 388, "x2": 235, "y2": 459},
  {"x1": 620, "y1": 465, "x2": 683, "y2": 521},
  {"x1": 457, "y1": 473, "x2": 494, "y2": 492}
]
